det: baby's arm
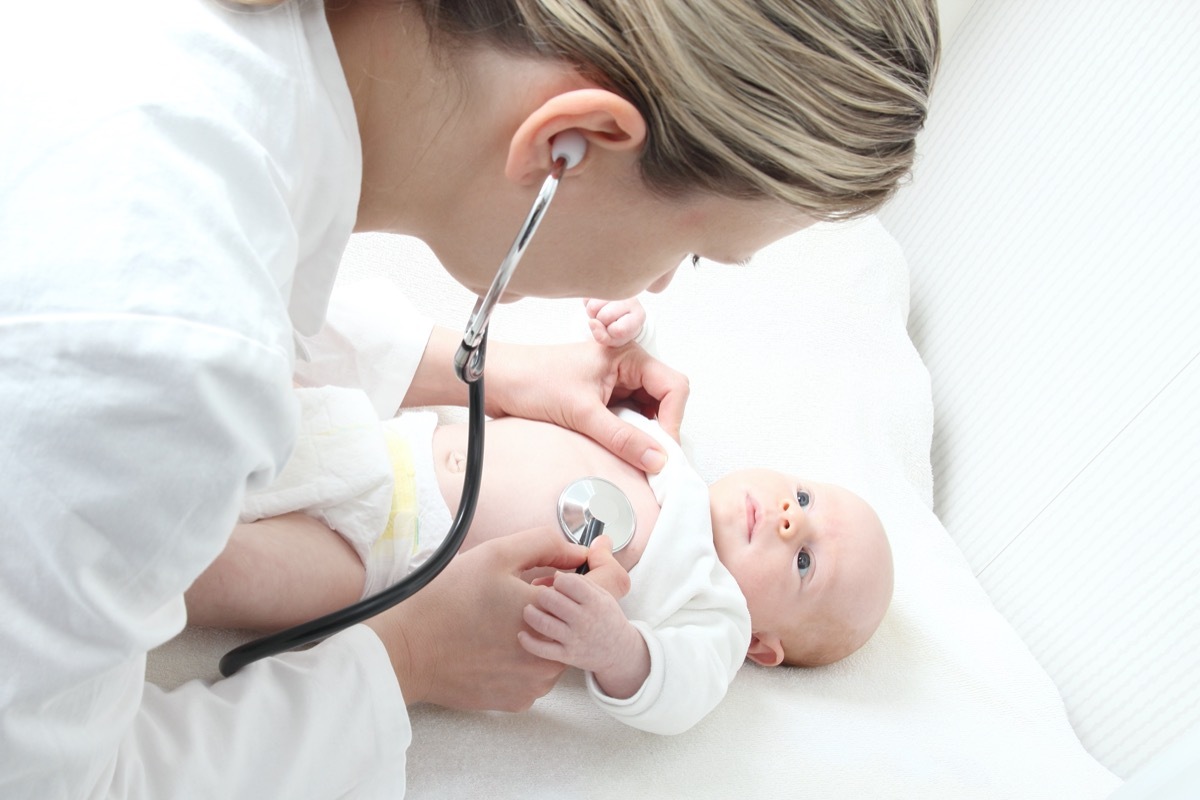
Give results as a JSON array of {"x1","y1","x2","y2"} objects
[
  {"x1": 518, "y1": 566, "x2": 650, "y2": 700},
  {"x1": 184, "y1": 512, "x2": 366, "y2": 631}
]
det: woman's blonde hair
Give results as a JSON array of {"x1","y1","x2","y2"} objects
[
  {"x1": 416, "y1": 0, "x2": 939, "y2": 220},
  {"x1": 236, "y1": 0, "x2": 939, "y2": 219}
]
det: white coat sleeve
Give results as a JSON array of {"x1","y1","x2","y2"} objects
[
  {"x1": 0, "y1": 317, "x2": 410, "y2": 799},
  {"x1": 293, "y1": 278, "x2": 435, "y2": 419},
  {"x1": 583, "y1": 410, "x2": 752, "y2": 736},
  {"x1": 0, "y1": 80, "x2": 410, "y2": 792}
]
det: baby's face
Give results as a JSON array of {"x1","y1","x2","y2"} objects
[{"x1": 708, "y1": 469, "x2": 893, "y2": 667}]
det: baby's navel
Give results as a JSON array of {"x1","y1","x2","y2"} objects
[{"x1": 445, "y1": 448, "x2": 467, "y2": 474}]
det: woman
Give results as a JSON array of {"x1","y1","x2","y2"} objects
[{"x1": 0, "y1": 0, "x2": 937, "y2": 796}]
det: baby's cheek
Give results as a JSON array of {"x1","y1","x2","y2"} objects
[{"x1": 736, "y1": 563, "x2": 781, "y2": 618}]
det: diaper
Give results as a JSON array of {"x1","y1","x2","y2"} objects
[
  {"x1": 239, "y1": 386, "x2": 393, "y2": 559},
  {"x1": 239, "y1": 386, "x2": 452, "y2": 598},
  {"x1": 363, "y1": 412, "x2": 453, "y2": 597}
]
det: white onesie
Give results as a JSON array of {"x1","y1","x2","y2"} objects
[
  {"x1": 593, "y1": 408, "x2": 751, "y2": 735},
  {"x1": 246, "y1": 394, "x2": 752, "y2": 736}
]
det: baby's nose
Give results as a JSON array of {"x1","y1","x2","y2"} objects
[{"x1": 777, "y1": 498, "x2": 804, "y2": 539}]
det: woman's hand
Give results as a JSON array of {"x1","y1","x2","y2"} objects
[
  {"x1": 485, "y1": 338, "x2": 689, "y2": 473},
  {"x1": 367, "y1": 527, "x2": 626, "y2": 711},
  {"x1": 402, "y1": 324, "x2": 688, "y2": 472}
]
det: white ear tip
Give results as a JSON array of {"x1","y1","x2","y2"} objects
[{"x1": 551, "y1": 131, "x2": 587, "y2": 170}]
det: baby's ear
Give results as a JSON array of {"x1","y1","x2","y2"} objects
[{"x1": 746, "y1": 633, "x2": 785, "y2": 667}]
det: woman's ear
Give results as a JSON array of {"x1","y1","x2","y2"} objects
[
  {"x1": 505, "y1": 89, "x2": 646, "y2": 184},
  {"x1": 746, "y1": 633, "x2": 786, "y2": 667}
]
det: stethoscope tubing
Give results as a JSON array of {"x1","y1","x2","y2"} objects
[
  {"x1": 221, "y1": 154, "x2": 570, "y2": 676},
  {"x1": 219, "y1": 339, "x2": 488, "y2": 676},
  {"x1": 456, "y1": 161, "x2": 566, "y2": 383}
]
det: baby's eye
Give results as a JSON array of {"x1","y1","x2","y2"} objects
[
  {"x1": 795, "y1": 490, "x2": 811, "y2": 508},
  {"x1": 796, "y1": 549, "x2": 812, "y2": 577}
]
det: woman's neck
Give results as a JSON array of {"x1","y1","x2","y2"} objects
[{"x1": 325, "y1": 2, "x2": 465, "y2": 234}]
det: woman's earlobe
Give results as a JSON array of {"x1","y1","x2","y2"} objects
[{"x1": 746, "y1": 633, "x2": 785, "y2": 667}]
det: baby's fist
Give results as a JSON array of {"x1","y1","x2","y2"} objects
[{"x1": 584, "y1": 298, "x2": 646, "y2": 348}]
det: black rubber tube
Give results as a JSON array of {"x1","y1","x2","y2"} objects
[{"x1": 219, "y1": 337, "x2": 488, "y2": 677}]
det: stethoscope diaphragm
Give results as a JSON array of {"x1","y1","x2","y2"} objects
[{"x1": 556, "y1": 476, "x2": 636, "y2": 554}]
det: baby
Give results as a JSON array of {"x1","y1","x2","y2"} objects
[{"x1": 187, "y1": 300, "x2": 893, "y2": 735}]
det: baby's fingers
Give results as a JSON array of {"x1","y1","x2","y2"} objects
[
  {"x1": 584, "y1": 298, "x2": 609, "y2": 319},
  {"x1": 522, "y1": 600, "x2": 571, "y2": 643},
  {"x1": 604, "y1": 315, "x2": 642, "y2": 347},
  {"x1": 517, "y1": 629, "x2": 567, "y2": 663},
  {"x1": 588, "y1": 317, "x2": 616, "y2": 346},
  {"x1": 549, "y1": 571, "x2": 604, "y2": 605}
]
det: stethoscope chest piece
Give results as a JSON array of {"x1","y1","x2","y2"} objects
[{"x1": 557, "y1": 477, "x2": 636, "y2": 553}]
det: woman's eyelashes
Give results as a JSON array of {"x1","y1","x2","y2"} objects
[{"x1": 688, "y1": 255, "x2": 752, "y2": 268}]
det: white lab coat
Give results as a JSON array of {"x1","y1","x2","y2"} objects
[{"x1": 0, "y1": 2, "x2": 428, "y2": 796}]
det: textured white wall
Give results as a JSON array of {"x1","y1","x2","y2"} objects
[
  {"x1": 880, "y1": 0, "x2": 1200, "y2": 778},
  {"x1": 937, "y1": 0, "x2": 975, "y2": 46}
]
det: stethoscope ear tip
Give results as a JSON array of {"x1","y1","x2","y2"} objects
[{"x1": 551, "y1": 131, "x2": 587, "y2": 170}]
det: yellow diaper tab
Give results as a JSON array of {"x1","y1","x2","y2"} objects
[{"x1": 378, "y1": 425, "x2": 420, "y2": 560}]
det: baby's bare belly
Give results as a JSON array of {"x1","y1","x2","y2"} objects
[{"x1": 432, "y1": 417, "x2": 659, "y2": 571}]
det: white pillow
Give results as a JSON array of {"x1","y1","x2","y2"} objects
[{"x1": 349, "y1": 218, "x2": 1119, "y2": 798}]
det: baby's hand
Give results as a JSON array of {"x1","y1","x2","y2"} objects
[
  {"x1": 518, "y1": 571, "x2": 649, "y2": 699},
  {"x1": 584, "y1": 298, "x2": 646, "y2": 348}
]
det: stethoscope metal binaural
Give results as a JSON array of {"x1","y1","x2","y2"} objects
[{"x1": 220, "y1": 132, "x2": 633, "y2": 676}]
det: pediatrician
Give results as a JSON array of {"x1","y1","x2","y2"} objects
[{"x1": 0, "y1": 1, "x2": 937, "y2": 797}]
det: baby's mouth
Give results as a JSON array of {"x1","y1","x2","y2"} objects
[{"x1": 745, "y1": 495, "x2": 760, "y2": 542}]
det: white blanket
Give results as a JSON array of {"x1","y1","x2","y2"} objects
[{"x1": 149, "y1": 218, "x2": 1120, "y2": 798}]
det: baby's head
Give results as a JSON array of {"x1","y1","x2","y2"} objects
[{"x1": 708, "y1": 469, "x2": 893, "y2": 667}]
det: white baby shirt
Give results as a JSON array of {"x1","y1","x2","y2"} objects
[{"x1": 586, "y1": 410, "x2": 753, "y2": 735}]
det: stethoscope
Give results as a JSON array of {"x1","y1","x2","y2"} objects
[{"x1": 220, "y1": 132, "x2": 634, "y2": 676}]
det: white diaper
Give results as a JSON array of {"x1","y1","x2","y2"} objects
[
  {"x1": 239, "y1": 386, "x2": 393, "y2": 562},
  {"x1": 364, "y1": 412, "x2": 453, "y2": 598},
  {"x1": 238, "y1": 386, "x2": 452, "y2": 599}
]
